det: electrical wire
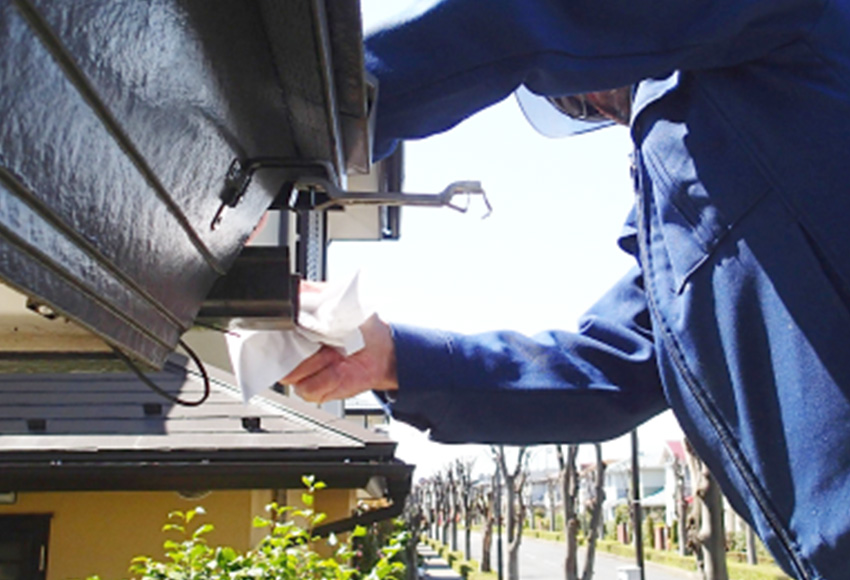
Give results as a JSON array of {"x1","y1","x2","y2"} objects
[{"x1": 112, "y1": 339, "x2": 211, "y2": 407}]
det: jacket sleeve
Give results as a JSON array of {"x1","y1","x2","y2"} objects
[
  {"x1": 383, "y1": 266, "x2": 669, "y2": 444},
  {"x1": 366, "y1": 0, "x2": 824, "y2": 158}
]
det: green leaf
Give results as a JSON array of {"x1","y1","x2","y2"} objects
[
  {"x1": 253, "y1": 516, "x2": 271, "y2": 528},
  {"x1": 193, "y1": 523, "x2": 215, "y2": 539},
  {"x1": 163, "y1": 540, "x2": 180, "y2": 551},
  {"x1": 350, "y1": 526, "x2": 367, "y2": 538},
  {"x1": 301, "y1": 493, "x2": 314, "y2": 507}
]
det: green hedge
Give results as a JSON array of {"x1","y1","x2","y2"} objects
[
  {"x1": 727, "y1": 561, "x2": 794, "y2": 580},
  {"x1": 595, "y1": 539, "x2": 791, "y2": 580},
  {"x1": 426, "y1": 539, "x2": 495, "y2": 580},
  {"x1": 431, "y1": 534, "x2": 790, "y2": 580}
]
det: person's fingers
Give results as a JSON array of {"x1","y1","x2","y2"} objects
[
  {"x1": 291, "y1": 367, "x2": 343, "y2": 403},
  {"x1": 281, "y1": 314, "x2": 399, "y2": 404},
  {"x1": 280, "y1": 345, "x2": 343, "y2": 385},
  {"x1": 299, "y1": 279, "x2": 326, "y2": 294}
]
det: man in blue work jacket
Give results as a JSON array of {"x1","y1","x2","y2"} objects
[{"x1": 283, "y1": 1, "x2": 850, "y2": 577}]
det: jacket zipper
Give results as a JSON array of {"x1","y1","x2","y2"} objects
[{"x1": 632, "y1": 149, "x2": 812, "y2": 580}]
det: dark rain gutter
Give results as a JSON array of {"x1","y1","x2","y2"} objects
[
  {"x1": 0, "y1": 459, "x2": 414, "y2": 494},
  {"x1": 313, "y1": 467, "x2": 413, "y2": 537}
]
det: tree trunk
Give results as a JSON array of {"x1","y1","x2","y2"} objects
[
  {"x1": 449, "y1": 469, "x2": 458, "y2": 552},
  {"x1": 746, "y1": 524, "x2": 758, "y2": 565},
  {"x1": 481, "y1": 517, "x2": 494, "y2": 572},
  {"x1": 505, "y1": 476, "x2": 519, "y2": 580},
  {"x1": 508, "y1": 485, "x2": 525, "y2": 580},
  {"x1": 565, "y1": 518, "x2": 579, "y2": 580},
  {"x1": 580, "y1": 443, "x2": 605, "y2": 580},
  {"x1": 493, "y1": 446, "x2": 528, "y2": 580},
  {"x1": 687, "y1": 440, "x2": 729, "y2": 580},
  {"x1": 698, "y1": 470, "x2": 729, "y2": 580},
  {"x1": 547, "y1": 478, "x2": 557, "y2": 532},
  {"x1": 674, "y1": 458, "x2": 689, "y2": 556},
  {"x1": 451, "y1": 518, "x2": 458, "y2": 551},
  {"x1": 678, "y1": 497, "x2": 689, "y2": 556},
  {"x1": 557, "y1": 444, "x2": 580, "y2": 580}
]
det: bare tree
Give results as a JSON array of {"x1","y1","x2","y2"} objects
[
  {"x1": 556, "y1": 444, "x2": 581, "y2": 580},
  {"x1": 580, "y1": 443, "x2": 605, "y2": 580},
  {"x1": 492, "y1": 445, "x2": 530, "y2": 580},
  {"x1": 745, "y1": 523, "x2": 759, "y2": 565},
  {"x1": 475, "y1": 476, "x2": 496, "y2": 573},
  {"x1": 447, "y1": 464, "x2": 459, "y2": 551},
  {"x1": 673, "y1": 454, "x2": 690, "y2": 556},
  {"x1": 433, "y1": 472, "x2": 450, "y2": 545},
  {"x1": 555, "y1": 443, "x2": 606, "y2": 580},
  {"x1": 455, "y1": 458, "x2": 477, "y2": 561},
  {"x1": 424, "y1": 478, "x2": 437, "y2": 539},
  {"x1": 685, "y1": 439, "x2": 729, "y2": 580},
  {"x1": 546, "y1": 474, "x2": 559, "y2": 532}
]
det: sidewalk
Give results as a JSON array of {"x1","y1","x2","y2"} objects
[{"x1": 417, "y1": 543, "x2": 465, "y2": 580}]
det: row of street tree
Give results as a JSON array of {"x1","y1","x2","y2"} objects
[{"x1": 404, "y1": 440, "x2": 762, "y2": 580}]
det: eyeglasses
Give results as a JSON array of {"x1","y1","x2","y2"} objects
[{"x1": 547, "y1": 95, "x2": 611, "y2": 123}]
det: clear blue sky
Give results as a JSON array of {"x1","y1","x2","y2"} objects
[{"x1": 329, "y1": 1, "x2": 682, "y2": 476}]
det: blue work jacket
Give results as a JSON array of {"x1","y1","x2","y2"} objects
[{"x1": 365, "y1": 1, "x2": 850, "y2": 578}]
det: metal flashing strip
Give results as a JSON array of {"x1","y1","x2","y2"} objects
[
  {"x1": 0, "y1": 459, "x2": 414, "y2": 493},
  {"x1": 258, "y1": 0, "x2": 346, "y2": 177}
]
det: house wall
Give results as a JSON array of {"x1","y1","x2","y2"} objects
[
  {"x1": 602, "y1": 465, "x2": 666, "y2": 523},
  {"x1": 0, "y1": 489, "x2": 258, "y2": 580},
  {"x1": 283, "y1": 487, "x2": 358, "y2": 557},
  {"x1": 0, "y1": 487, "x2": 359, "y2": 580}
]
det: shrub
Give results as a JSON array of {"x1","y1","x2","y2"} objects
[{"x1": 88, "y1": 476, "x2": 406, "y2": 580}]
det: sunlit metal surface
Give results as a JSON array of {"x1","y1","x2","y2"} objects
[{"x1": 0, "y1": 0, "x2": 369, "y2": 366}]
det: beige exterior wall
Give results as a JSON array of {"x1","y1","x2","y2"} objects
[
  {"x1": 283, "y1": 488, "x2": 358, "y2": 557},
  {"x1": 0, "y1": 487, "x2": 359, "y2": 580},
  {"x1": 0, "y1": 490, "x2": 256, "y2": 580},
  {"x1": 283, "y1": 487, "x2": 357, "y2": 523}
]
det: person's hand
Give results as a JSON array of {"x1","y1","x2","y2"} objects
[{"x1": 281, "y1": 313, "x2": 399, "y2": 403}]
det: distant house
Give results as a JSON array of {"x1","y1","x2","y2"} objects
[
  {"x1": 0, "y1": 357, "x2": 412, "y2": 580},
  {"x1": 344, "y1": 391, "x2": 391, "y2": 431},
  {"x1": 601, "y1": 453, "x2": 666, "y2": 523}
]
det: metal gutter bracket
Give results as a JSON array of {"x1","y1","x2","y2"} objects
[
  {"x1": 290, "y1": 176, "x2": 491, "y2": 217},
  {"x1": 214, "y1": 157, "x2": 490, "y2": 224}
]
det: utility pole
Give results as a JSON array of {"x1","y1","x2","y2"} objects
[{"x1": 631, "y1": 429, "x2": 646, "y2": 580}]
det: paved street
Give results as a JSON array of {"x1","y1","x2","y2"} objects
[{"x1": 434, "y1": 529, "x2": 698, "y2": 580}]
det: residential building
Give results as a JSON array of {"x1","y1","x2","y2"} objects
[{"x1": 0, "y1": 357, "x2": 412, "y2": 580}]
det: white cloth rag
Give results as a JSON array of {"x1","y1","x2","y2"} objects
[{"x1": 226, "y1": 273, "x2": 369, "y2": 402}]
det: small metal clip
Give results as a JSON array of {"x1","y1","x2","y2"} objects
[
  {"x1": 211, "y1": 159, "x2": 250, "y2": 230},
  {"x1": 211, "y1": 158, "x2": 338, "y2": 231}
]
